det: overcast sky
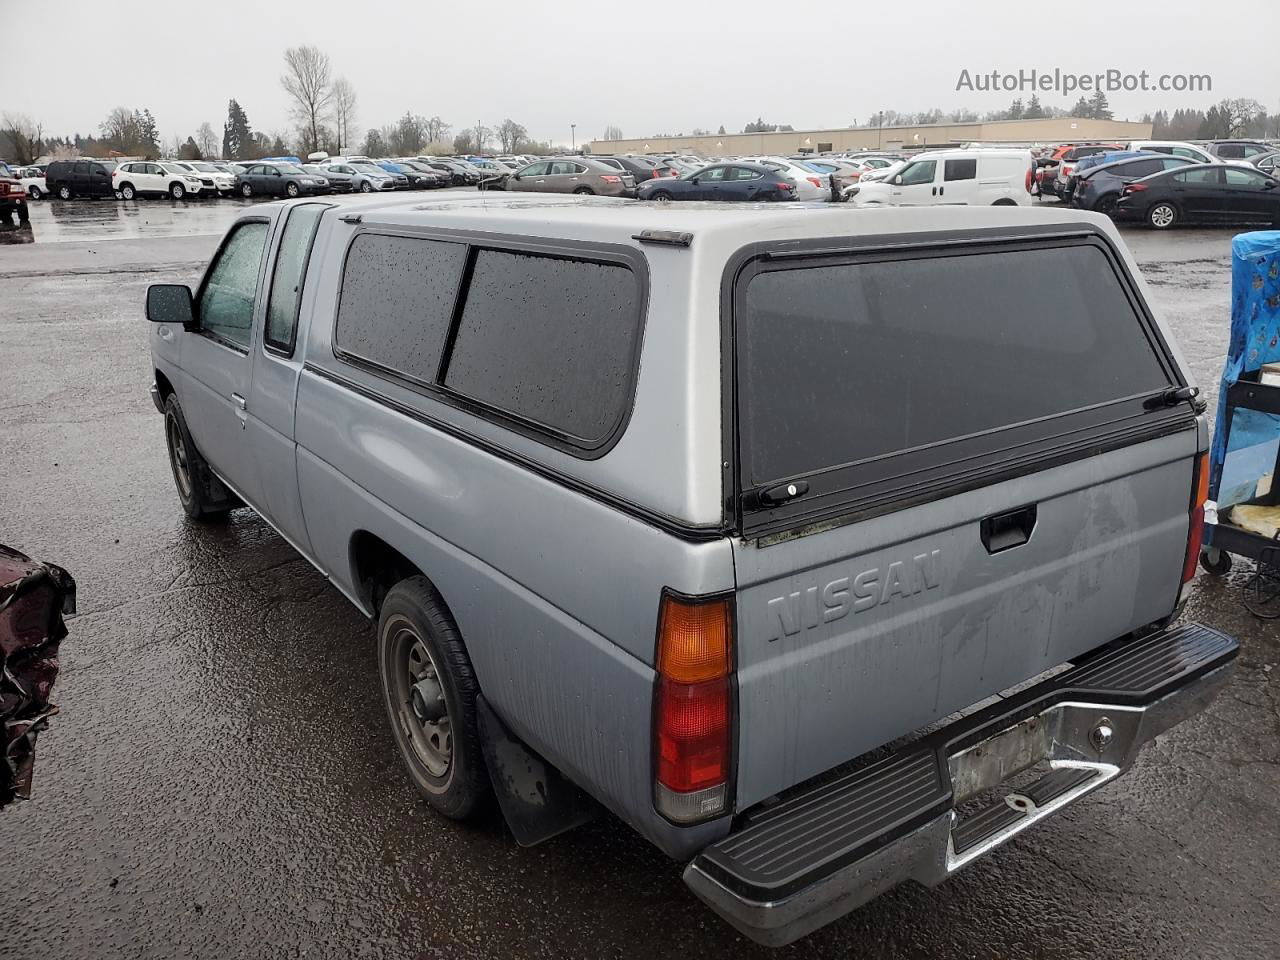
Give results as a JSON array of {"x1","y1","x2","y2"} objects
[{"x1": 4, "y1": 0, "x2": 1276, "y2": 147}]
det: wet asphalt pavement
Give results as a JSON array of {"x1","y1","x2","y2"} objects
[{"x1": 1, "y1": 197, "x2": 1277, "y2": 960}]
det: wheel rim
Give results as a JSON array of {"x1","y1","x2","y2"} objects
[
  {"x1": 173, "y1": 185, "x2": 184, "y2": 199},
  {"x1": 1097, "y1": 196, "x2": 1116, "y2": 214},
  {"x1": 390, "y1": 620, "x2": 452, "y2": 777},
  {"x1": 59, "y1": 186, "x2": 70, "y2": 199},
  {"x1": 123, "y1": 186, "x2": 134, "y2": 199},
  {"x1": 654, "y1": 194, "x2": 670, "y2": 203},
  {"x1": 165, "y1": 412, "x2": 193, "y2": 501},
  {"x1": 287, "y1": 184, "x2": 298, "y2": 197},
  {"x1": 1151, "y1": 204, "x2": 1174, "y2": 227},
  {"x1": 241, "y1": 184, "x2": 251, "y2": 197}
]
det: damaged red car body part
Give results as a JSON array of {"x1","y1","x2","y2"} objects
[
  {"x1": 653, "y1": 591, "x2": 734, "y2": 824},
  {"x1": 0, "y1": 545, "x2": 75, "y2": 808}
]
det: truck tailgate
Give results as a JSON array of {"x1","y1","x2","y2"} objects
[{"x1": 731, "y1": 428, "x2": 1196, "y2": 808}]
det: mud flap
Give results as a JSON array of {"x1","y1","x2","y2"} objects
[{"x1": 476, "y1": 694, "x2": 599, "y2": 847}]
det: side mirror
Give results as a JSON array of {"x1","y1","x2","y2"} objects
[
  {"x1": 691, "y1": 176, "x2": 700, "y2": 184},
  {"x1": 146, "y1": 284, "x2": 194, "y2": 325},
  {"x1": 892, "y1": 174, "x2": 903, "y2": 185},
  {"x1": 1264, "y1": 180, "x2": 1277, "y2": 190}
]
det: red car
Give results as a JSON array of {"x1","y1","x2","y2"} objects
[{"x1": 0, "y1": 171, "x2": 30, "y2": 225}]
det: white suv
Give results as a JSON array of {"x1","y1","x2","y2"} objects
[
  {"x1": 112, "y1": 161, "x2": 209, "y2": 200},
  {"x1": 175, "y1": 161, "x2": 237, "y2": 196}
]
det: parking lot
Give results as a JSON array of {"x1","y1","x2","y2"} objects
[{"x1": 1, "y1": 197, "x2": 1277, "y2": 960}]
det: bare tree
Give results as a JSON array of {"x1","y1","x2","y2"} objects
[
  {"x1": 496, "y1": 118, "x2": 527, "y2": 154},
  {"x1": 281, "y1": 45, "x2": 334, "y2": 154},
  {"x1": 196, "y1": 121, "x2": 219, "y2": 158},
  {"x1": 1220, "y1": 98, "x2": 1264, "y2": 138},
  {"x1": 1, "y1": 114, "x2": 43, "y2": 164},
  {"x1": 425, "y1": 116, "x2": 450, "y2": 144},
  {"x1": 332, "y1": 77, "x2": 357, "y2": 152},
  {"x1": 602, "y1": 124, "x2": 624, "y2": 141}
]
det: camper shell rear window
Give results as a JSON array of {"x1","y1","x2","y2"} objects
[{"x1": 731, "y1": 232, "x2": 1190, "y2": 537}]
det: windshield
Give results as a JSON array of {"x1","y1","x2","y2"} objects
[
  {"x1": 191, "y1": 162, "x2": 220, "y2": 172},
  {"x1": 277, "y1": 164, "x2": 306, "y2": 174},
  {"x1": 352, "y1": 162, "x2": 385, "y2": 174},
  {"x1": 303, "y1": 165, "x2": 328, "y2": 175}
]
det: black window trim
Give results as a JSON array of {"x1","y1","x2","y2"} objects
[
  {"x1": 719, "y1": 225, "x2": 1196, "y2": 541},
  {"x1": 331, "y1": 225, "x2": 650, "y2": 461},
  {"x1": 191, "y1": 214, "x2": 272, "y2": 356},
  {"x1": 263, "y1": 202, "x2": 332, "y2": 358}
]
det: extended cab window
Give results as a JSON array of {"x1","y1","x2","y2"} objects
[
  {"x1": 739, "y1": 242, "x2": 1173, "y2": 488},
  {"x1": 335, "y1": 234, "x2": 467, "y2": 383},
  {"x1": 443, "y1": 250, "x2": 640, "y2": 444},
  {"x1": 265, "y1": 203, "x2": 326, "y2": 354},
  {"x1": 197, "y1": 220, "x2": 269, "y2": 350},
  {"x1": 944, "y1": 158, "x2": 977, "y2": 181}
]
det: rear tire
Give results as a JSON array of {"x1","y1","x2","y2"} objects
[
  {"x1": 120, "y1": 183, "x2": 136, "y2": 200},
  {"x1": 650, "y1": 190, "x2": 673, "y2": 202},
  {"x1": 27, "y1": 185, "x2": 42, "y2": 200},
  {"x1": 163, "y1": 393, "x2": 233, "y2": 522},
  {"x1": 377, "y1": 576, "x2": 490, "y2": 820},
  {"x1": 573, "y1": 186, "x2": 594, "y2": 195},
  {"x1": 1147, "y1": 202, "x2": 1178, "y2": 229},
  {"x1": 57, "y1": 184, "x2": 72, "y2": 200},
  {"x1": 240, "y1": 183, "x2": 253, "y2": 198}
]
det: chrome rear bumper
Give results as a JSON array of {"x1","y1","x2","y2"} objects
[{"x1": 684, "y1": 623, "x2": 1237, "y2": 946}]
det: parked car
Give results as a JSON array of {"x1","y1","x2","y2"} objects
[
  {"x1": 392, "y1": 159, "x2": 451, "y2": 188},
  {"x1": 143, "y1": 197, "x2": 1235, "y2": 947},
  {"x1": 15, "y1": 166, "x2": 47, "y2": 199},
  {"x1": 45, "y1": 159, "x2": 117, "y2": 200},
  {"x1": 324, "y1": 160, "x2": 398, "y2": 193},
  {"x1": 300, "y1": 164, "x2": 347, "y2": 193},
  {"x1": 853, "y1": 158, "x2": 906, "y2": 186},
  {"x1": 593, "y1": 155, "x2": 676, "y2": 182},
  {"x1": 0, "y1": 171, "x2": 29, "y2": 224},
  {"x1": 638, "y1": 162, "x2": 795, "y2": 202},
  {"x1": 236, "y1": 162, "x2": 330, "y2": 199},
  {"x1": 848, "y1": 149, "x2": 1033, "y2": 207},
  {"x1": 1052, "y1": 144, "x2": 1130, "y2": 200},
  {"x1": 1115, "y1": 163, "x2": 1280, "y2": 228},
  {"x1": 1206, "y1": 140, "x2": 1274, "y2": 162},
  {"x1": 112, "y1": 160, "x2": 217, "y2": 200},
  {"x1": 505, "y1": 158, "x2": 635, "y2": 196},
  {"x1": 1125, "y1": 140, "x2": 1238, "y2": 166},
  {"x1": 416, "y1": 158, "x2": 480, "y2": 185},
  {"x1": 798, "y1": 158, "x2": 864, "y2": 201},
  {"x1": 738, "y1": 156, "x2": 829, "y2": 201},
  {"x1": 1253, "y1": 152, "x2": 1280, "y2": 175},
  {"x1": 370, "y1": 160, "x2": 411, "y2": 189},
  {"x1": 1036, "y1": 143, "x2": 1123, "y2": 198},
  {"x1": 179, "y1": 161, "x2": 238, "y2": 197},
  {"x1": 1074, "y1": 154, "x2": 1195, "y2": 213}
]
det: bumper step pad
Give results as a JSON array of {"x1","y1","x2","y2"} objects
[{"x1": 685, "y1": 622, "x2": 1237, "y2": 946}]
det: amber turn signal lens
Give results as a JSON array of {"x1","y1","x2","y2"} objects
[{"x1": 656, "y1": 594, "x2": 732, "y2": 683}]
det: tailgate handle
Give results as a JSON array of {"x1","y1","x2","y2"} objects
[{"x1": 980, "y1": 505, "x2": 1037, "y2": 554}]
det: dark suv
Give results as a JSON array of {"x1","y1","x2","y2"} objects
[{"x1": 45, "y1": 159, "x2": 117, "y2": 200}]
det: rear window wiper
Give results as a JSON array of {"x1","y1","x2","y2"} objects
[{"x1": 1144, "y1": 385, "x2": 1203, "y2": 411}]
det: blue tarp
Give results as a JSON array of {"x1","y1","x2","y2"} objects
[{"x1": 1209, "y1": 231, "x2": 1280, "y2": 505}]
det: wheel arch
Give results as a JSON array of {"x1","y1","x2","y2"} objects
[
  {"x1": 154, "y1": 368, "x2": 176, "y2": 400},
  {"x1": 350, "y1": 529, "x2": 438, "y2": 618}
]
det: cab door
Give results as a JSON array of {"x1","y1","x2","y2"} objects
[
  {"x1": 888, "y1": 158, "x2": 938, "y2": 205},
  {"x1": 244, "y1": 202, "x2": 330, "y2": 551},
  {"x1": 176, "y1": 215, "x2": 276, "y2": 506}
]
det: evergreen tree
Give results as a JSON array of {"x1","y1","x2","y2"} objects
[
  {"x1": 222, "y1": 100, "x2": 253, "y2": 161},
  {"x1": 717, "y1": 125, "x2": 726, "y2": 135},
  {"x1": 1071, "y1": 96, "x2": 1091, "y2": 117},
  {"x1": 1023, "y1": 95, "x2": 1045, "y2": 119},
  {"x1": 1088, "y1": 90, "x2": 1112, "y2": 120}
]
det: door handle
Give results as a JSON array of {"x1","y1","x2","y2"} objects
[
  {"x1": 932, "y1": 187, "x2": 937, "y2": 196},
  {"x1": 231, "y1": 393, "x2": 246, "y2": 411},
  {"x1": 980, "y1": 504, "x2": 1037, "y2": 554},
  {"x1": 231, "y1": 392, "x2": 247, "y2": 428},
  {"x1": 939, "y1": 186, "x2": 944, "y2": 196}
]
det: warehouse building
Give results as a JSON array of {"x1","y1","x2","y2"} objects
[{"x1": 590, "y1": 116, "x2": 1153, "y2": 157}]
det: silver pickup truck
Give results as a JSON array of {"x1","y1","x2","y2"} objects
[{"x1": 145, "y1": 195, "x2": 1236, "y2": 946}]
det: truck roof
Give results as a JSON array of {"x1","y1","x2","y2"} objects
[{"x1": 312, "y1": 193, "x2": 1113, "y2": 248}]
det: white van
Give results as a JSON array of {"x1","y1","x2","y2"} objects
[{"x1": 848, "y1": 149, "x2": 1033, "y2": 207}]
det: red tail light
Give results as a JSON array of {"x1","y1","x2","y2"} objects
[
  {"x1": 600, "y1": 175, "x2": 621, "y2": 183},
  {"x1": 806, "y1": 176, "x2": 822, "y2": 189},
  {"x1": 1026, "y1": 167, "x2": 1033, "y2": 192},
  {"x1": 1182, "y1": 451, "x2": 1210, "y2": 584},
  {"x1": 653, "y1": 592, "x2": 733, "y2": 824},
  {"x1": 777, "y1": 182, "x2": 794, "y2": 191},
  {"x1": 1125, "y1": 182, "x2": 1149, "y2": 193}
]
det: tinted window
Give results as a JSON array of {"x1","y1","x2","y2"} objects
[
  {"x1": 198, "y1": 221, "x2": 269, "y2": 350},
  {"x1": 1159, "y1": 157, "x2": 1190, "y2": 171},
  {"x1": 728, "y1": 167, "x2": 763, "y2": 181},
  {"x1": 1177, "y1": 168, "x2": 1222, "y2": 184},
  {"x1": 265, "y1": 204, "x2": 326, "y2": 353},
  {"x1": 700, "y1": 166, "x2": 727, "y2": 181},
  {"x1": 1121, "y1": 159, "x2": 1161, "y2": 178},
  {"x1": 335, "y1": 234, "x2": 467, "y2": 383},
  {"x1": 1216, "y1": 144, "x2": 1245, "y2": 159},
  {"x1": 444, "y1": 250, "x2": 639, "y2": 443},
  {"x1": 740, "y1": 244, "x2": 1170, "y2": 482},
  {"x1": 944, "y1": 158, "x2": 977, "y2": 181}
]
